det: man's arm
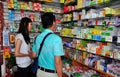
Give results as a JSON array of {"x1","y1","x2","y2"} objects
[{"x1": 55, "y1": 56, "x2": 63, "y2": 77}]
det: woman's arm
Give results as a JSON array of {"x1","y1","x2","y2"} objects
[{"x1": 14, "y1": 39, "x2": 30, "y2": 57}]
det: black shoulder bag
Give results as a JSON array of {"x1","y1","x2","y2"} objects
[{"x1": 31, "y1": 32, "x2": 53, "y2": 75}]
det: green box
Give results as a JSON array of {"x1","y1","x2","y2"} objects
[
  {"x1": 101, "y1": 38, "x2": 106, "y2": 41},
  {"x1": 105, "y1": 32, "x2": 110, "y2": 36},
  {"x1": 108, "y1": 27, "x2": 113, "y2": 31}
]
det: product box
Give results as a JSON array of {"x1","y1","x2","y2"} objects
[
  {"x1": 8, "y1": 3, "x2": 14, "y2": 8},
  {"x1": 9, "y1": 34, "x2": 15, "y2": 44},
  {"x1": 85, "y1": 0, "x2": 90, "y2": 7},
  {"x1": 8, "y1": 0, "x2": 14, "y2": 4},
  {"x1": 14, "y1": 2, "x2": 20, "y2": 9},
  {"x1": 98, "y1": 0, "x2": 103, "y2": 4},
  {"x1": 90, "y1": 0, "x2": 97, "y2": 5},
  {"x1": 77, "y1": 0, "x2": 83, "y2": 9},
  {"x1": 60, "y1": 0, "x2": 64, "y2": 3},
  {"x1": 3, "y1": 47, "x2": 11, "y2": 58},
  {"x1": 103, "y1": 0, "x2": 110, "y2": 3},
  {"x1": 115, "y1": 8, "x2": 120, "y2": 15}
]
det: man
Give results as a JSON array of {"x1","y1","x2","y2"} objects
[{"x1": 31, "y1": 12, "x2": 64, "y2": 77}]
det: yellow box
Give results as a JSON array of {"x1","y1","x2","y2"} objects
[
  {"x1": 98, "y1": 0, "x2": 103, "y2": 4},
  {"x1": 115, "y1": 8, "x2": 120, "y2": 15},
  {"x1": 60, "y1": 0, "x2": 64, "y2": 3},
  {"x1": 77, "y1": 0, "x2": 83, "y2": 9}
]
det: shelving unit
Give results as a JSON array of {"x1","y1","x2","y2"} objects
[
  {"x1": 64, "y1": 46, "x2": 120, "y2": 61},
  {"x1": 4, "y1": 0, "x2": 63, "y2": 42},
  {"x1": 1, "y1": 0, "x2": 120, "y2": 77},
  {"x1": 61, "y1": 36, "x2": 119, "y2": 45},
  {"x1": 18, "y1": 0, "x2": 64, "y2": 7},
  {"x1": 1, "y1": 0, "x2": 64, "y2": 76},
  {"x1": 64, "y1": 0, "x2": 120, "y2": 13},
  {"x1": 0, "y1": 1, "x2": 63, "y2": 64},
  {"x1": 8, "y1": 8, "x2": 63, "y2": 15},
  {"x1": 65, "y1": 56, "x2": 114, "y2": 77},
  {"x1": 62, "y1": 0, "x2": 120, "y2": 77}
]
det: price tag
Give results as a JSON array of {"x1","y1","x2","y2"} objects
[{"x1": 106, "y1": 36, "x2": 112, "y2": 42}]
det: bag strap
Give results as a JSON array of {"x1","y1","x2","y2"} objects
[{"x1": 38, "y1": 32, "x2": 53, "y2": 57}]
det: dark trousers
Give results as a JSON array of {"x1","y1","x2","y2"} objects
[{"x1": 16, "y1": 65, "x2": 31, "y2": 77}]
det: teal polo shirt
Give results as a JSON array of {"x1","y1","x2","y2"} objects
[{"x1": 32, "y1": 29, "x2": 64, "y2": 70}]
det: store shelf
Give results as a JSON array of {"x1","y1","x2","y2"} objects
[
  {"x1": 61, "y1": 20, "x2": 77, "y2": 23},
  {"x1": 64, "y1": 1, "x2": 77, "y2": 6},
  {"x1": 61, "y1": 36, "x2": 118, "y2": 44},
  {"x1": 8, "y1": 8, "x2": 63, "y2": 15},
  {"x1": 79, "y1": 16, "x2": 111, "y2": 21},
  {"x1": 61, "y1": 21, "x2": 72, "y2": 23},
  {"x1": 8, "y1": 8, "x2": 40, "y2": 13},
  {"x1": 75, "y1": 0, "x2": 120, "y2": 12},
  {"x1": 78, "y1": 15, "x2": 120, "y2": 22},
  {"x1": 41, "y1": 1, "x2": 64, "y2": 7},
  {"x1": 30, "y1": 32, "x2": 41, "y2": 33},
  {"x1": 61, "y1": 26, "x2": 74, "y2": 29},
  {"x1": 10, "y1": 32, "x2": 41, "y2": 34},
  {"x1": 64, "y1": 10, "x2": 74, "y2": 14},
  {"x1": 62, "y1": 16, "x2": 120, "y2": 24},
  {"x1": 13, "y1": 20, "x2": 41, "y2": 23},
  {"x1": 17, "y1": 0, "x2": 64, "y2": 6},
  {"x1": 64, "y1": 46, "x2": 120, "y2": 61},
  {"x1": 63, "y1": 0, "x2": 120, "y2": 14},
  {"x1": 64, "y1": 56, "x2": 114, "y2": 77}
]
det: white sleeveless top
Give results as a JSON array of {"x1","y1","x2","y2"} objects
[{"x1": 15, "y1": 33, "x2": 32, "y2": 68}]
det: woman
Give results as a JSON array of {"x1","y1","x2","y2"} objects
[{"x1": 14, "y1": 17, "x2": 32, "y2": 77}]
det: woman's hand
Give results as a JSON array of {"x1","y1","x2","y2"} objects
[{"x1": 28, "y1": 50, "x2": 37, "y2": 58}]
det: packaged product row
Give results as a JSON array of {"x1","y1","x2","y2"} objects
[
  {"x1": 8, "y1": 10, "x2": 41, "y2": 21},
  {"x1": 6, "y1": 9, "x2": 61, "y2": 23},
  {"x1": 72, "y1": 8, "x2": 120, "y2": 21},
  {"x1": 4, "y1": 20, "x2": 42, "y2": 33},
  {"x1": 64, "y1": 0, "x2": 119, "y2": 13},
  {"x1": 77, "y1": 0, "x2": 115, "y2": 9},
  {"x1": 60, "y1": 26, "x2": 120, "y2": 43},
  {"x1": 7, "y1": 0, "x2": 63, "y2": 13},
  {"x1": 2, "y1": 24, "x2": 42, "y2": 47},
  {"x1": 62, "y1": 8, "x2": 120, "y2": 24},
  {"x1": 61, "y1": 14, "x2": 73, "y2": 22},
  {"x1": 77, "y1": 18, "x2": 120, "y2": 27},
  {"x1": 62, "y1": 16, "x2": 120, "y2": 27},
  {"x1": 2, "y1": 24, "x2": 61, "y2": 51},
  {"x1": 63, "y1": 48, "x2": 120, "y2": 77},
  {"x1": 63, "y1": 39, "x2": 120, "y2": 60},
  {"x1": 62, "y1": 58, "x2": 103, "y2": 77}
]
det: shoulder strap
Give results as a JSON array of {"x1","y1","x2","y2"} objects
[{"x1": 38, "y1": 32, "x2": 53, "y2": 56}]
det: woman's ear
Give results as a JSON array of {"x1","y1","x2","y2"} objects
[{"x1": 53, "y1": 22, "x2": 56, "y2": 27}]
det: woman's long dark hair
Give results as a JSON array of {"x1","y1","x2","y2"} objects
[{"x1": 18, "y1": 17, "x2": 32, "y2": 44}]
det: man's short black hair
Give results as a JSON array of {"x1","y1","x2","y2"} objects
[{"x1": 41, "y1": 12, "x2": 56, "y2": 29}]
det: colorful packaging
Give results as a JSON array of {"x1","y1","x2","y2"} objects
[{"x1": 3, "y1": 47, "x2": 11, "y2": 58}]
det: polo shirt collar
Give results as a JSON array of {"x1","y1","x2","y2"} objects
[{"x1": 44, "y1": 29, "x2": 54, "y2": 33}]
